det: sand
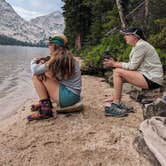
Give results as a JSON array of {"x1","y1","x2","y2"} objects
[{"x1": 0, "y1": 75, "x2": 151, "y2": 166}]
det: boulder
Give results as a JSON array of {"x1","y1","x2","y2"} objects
[
  {"x1": 56, "y1": 100, "x2": 83, "y2": 113},
  {"x1": 133, "y1": 131, "x2": 161, "y2": 166}
]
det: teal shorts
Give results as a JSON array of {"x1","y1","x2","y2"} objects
[{"x1": 59, "y1": 84, "x2": 80, "y2": 108}]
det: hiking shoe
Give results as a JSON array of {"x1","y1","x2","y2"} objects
[
  {"x1": 104, "y1": 102, "x2": 134, "y2": 113},
  {"x1": 105, "y1": 103, "x2": 128, "y2": 117},
  {"x1": 119, "y1": 103, "x2": 134, "y2": 113}
]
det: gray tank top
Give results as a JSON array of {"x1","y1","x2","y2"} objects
[
  {"x1": 31, "y1": 59, "x2": 81, "y2": 96},
  {"x1": 60, "y1": 61, "x2": 81, "y2": 96}
]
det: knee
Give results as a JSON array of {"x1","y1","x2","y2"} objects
[
  {"x1": 113, "y1": 68, "x2": 123, "y2": 76},
  {"x1": 32, "y1": 74, "x2": 37, "y2": 80},
  {"x1": 32, "y1": 74, "x2": 41, "y2": 82}
]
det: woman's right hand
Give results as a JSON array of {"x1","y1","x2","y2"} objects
[
  {"x1": 103, "y1": 58, "x2": 116, "y2": 68},
  {"x1": 33, "y1": 56, "x2": 50, "y2": 64},
  {"x1": 33, "y1": 57, "x2": 42, "y2": 64}
]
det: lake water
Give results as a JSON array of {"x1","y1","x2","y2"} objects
[{"x1": 0, "y1": 45, "x2": 49, "y2": 120}]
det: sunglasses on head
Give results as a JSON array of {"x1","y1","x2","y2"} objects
[{"x1": 49, "y1": 36, "x2": 53, "y2": 41}]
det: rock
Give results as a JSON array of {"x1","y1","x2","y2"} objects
[
  {"x1": 142, "y1": 97, "x2": 166, "y2": 119},
  {"x1": 81, "y1": 65, "x2": 105, "y2": 76},
  {"x1": 133, "y1": 131, "x2": 161, "y2": 166},
  {"x1": 163, "y1": 74, "x2": 166, "y2": 91},
  {"x1": 56, "y1": 100, "x2": 84, "y2": 113},
  {"x1": 129, "y1": 88, "x2": 163, "y2": 102},
  {"x1": 104, "y1": 71, "x2": 113, "y2": 86}
]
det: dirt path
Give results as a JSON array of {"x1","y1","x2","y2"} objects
[{"x1": 0, "y1": 75, "x2": 151, "y2": 166}]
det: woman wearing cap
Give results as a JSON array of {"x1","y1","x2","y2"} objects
[
  {"x1": 27, "y1": 34, "x2": 81, "y2": 121},
  {"x1": 103, "y1": 27, "x2": 163, "y2": 117}
]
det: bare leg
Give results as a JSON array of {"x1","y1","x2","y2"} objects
[
  {"x1": 28, "y1": 75, "x2": 59, "y2": 121},
  {"x1": 32, "y1": 74, "x2": 59, "y2": 104},
  {"x1": 112, "y1": 68, "x2": 148, "y2": 103},
  {"x1": 42, "y1": 78, "x2": 59, "y2": 104},
  {"x1": 32, "y1": 75, "x2": 48, "y2": 100}
]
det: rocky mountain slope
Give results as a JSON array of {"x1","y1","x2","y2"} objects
[
  {"x1": 0, "y1": 0, "x2": 64, "y2": 45},
  {"x1": 30, "y1": 11, "x2": 64, "y2": 37}
]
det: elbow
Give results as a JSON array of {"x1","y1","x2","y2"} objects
[{"x1": 31, "y1": 67, "x2": 41, "y2": 75}]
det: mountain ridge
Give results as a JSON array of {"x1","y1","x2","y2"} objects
[{"x1": 0, "y1": 0, "x2": 64, "y2": 46}]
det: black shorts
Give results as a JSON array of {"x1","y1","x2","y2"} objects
[{"x1": 143, "y1": 75, "x2": 161, "y2": 90}]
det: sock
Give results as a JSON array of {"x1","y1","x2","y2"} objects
[
  {"x1": 40, "y1": 98, "x2": 52, "y2": 108},
  {"x1": 39, "y1": 99, "x2": 53, "y2": 116}
]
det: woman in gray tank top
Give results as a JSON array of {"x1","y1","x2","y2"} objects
[{"x1": 27, "y1": 33, "x2": 81, "y2": 121}]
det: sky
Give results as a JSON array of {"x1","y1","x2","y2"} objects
[{"x1": 6, "y1": 0, "x2": 64, "y2": 21}]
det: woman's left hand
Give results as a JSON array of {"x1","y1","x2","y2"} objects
[
  {"x1": 103, "y1": 59, "x2": 116, "y2": 68},
  {"x1": 37, "y1": 74, "x2": 47, "y2": 81}
]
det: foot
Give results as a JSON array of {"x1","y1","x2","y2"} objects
[
  {"x1": 31, "y1": 99, "x2": 53, "y2": 112},
  {"x1": 31, "y1": 103, "x2": 41, "y2": 112},
  {"x1": 119, "y1": 103, "x2": 134, "y2": 113},
  {"x1": 103, "y1": 96, "x2": 114, "y2": 107},
  {"x1": 28, "y1": 99, "x2": 53, "y2": 121},
  {"x1": 27, "y1": 111, "x2": 53, "y2": 121},
  {"x1": 104, "y1": 96, "x2": 114, "y2": 102},
  {"x1": 105, "y1": 103, "x2": 128, "y2": 117}
]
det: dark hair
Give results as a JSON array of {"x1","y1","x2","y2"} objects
[{"x1": 48, "y1": 45, "x2": 75, "y2": 80}]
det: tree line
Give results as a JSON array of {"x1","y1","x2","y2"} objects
[
  {"x1": 62, "y1": 0, "x2": 166, "y2": 68},
  {"x1": 0, "y1": 35, "x2": 47, "y2": 47}
]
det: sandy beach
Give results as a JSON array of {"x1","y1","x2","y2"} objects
[{"x1": 0, "y1": 75, "x2": 151, "y2": 166}]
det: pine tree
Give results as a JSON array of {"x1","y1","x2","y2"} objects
[
  {"x1": 62, "y1": 0, "x2": 91, "y2": 50},
  {"x1": 85, "y1": 0, "x2": 114, "y2": 45}
]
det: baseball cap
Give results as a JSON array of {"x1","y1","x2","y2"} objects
[
  {"x1": 48, "y1": 33, "x2": 68, "y2": 46},
  {"x1": 120, "y1": 27, "x2": 145, "y2": 40}
]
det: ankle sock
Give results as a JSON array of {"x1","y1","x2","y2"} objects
[{"x1": 40, "y1": 99, "x2": 53, "y2": 108}]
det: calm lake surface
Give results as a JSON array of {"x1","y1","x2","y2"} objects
[{"x1": 0, "y1": 45, "x2": 49, "y2": 120}]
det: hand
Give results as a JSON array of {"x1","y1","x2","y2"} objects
[
  {"x1": 34, "y1": 56, "x2": 50, "y2": 64},
  {"x1": 33, "y1": 57, "x2": 42, "y2": 64},
  {"x1": 37, "y1": 74, "x2": 47, "y2": 81},
  {"x1": 103, "y1": 58, "x2": 116, "y2": 68}
]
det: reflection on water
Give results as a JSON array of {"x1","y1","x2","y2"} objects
[{"x1": 0, "y1": 45, "x2": 49, "y2": 120}]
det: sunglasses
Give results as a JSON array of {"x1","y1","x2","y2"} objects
[{"x1": 49, "y1": 36, "x2": 53, "y2": 41}]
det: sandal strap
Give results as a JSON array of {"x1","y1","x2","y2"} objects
[{"x1": 27, "y1": 112, "x2": 53, "y2": 121}]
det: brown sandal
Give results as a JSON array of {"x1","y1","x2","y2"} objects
[
  {"x1": 27, "y1": 111, "x2": 53, "y2": 121},
  {"x1": 28, "y1": 99, "x2": 53, "y2": 121},
  {"x1": 31, "y1": 100, "x2": 53, "y2": 112}
]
